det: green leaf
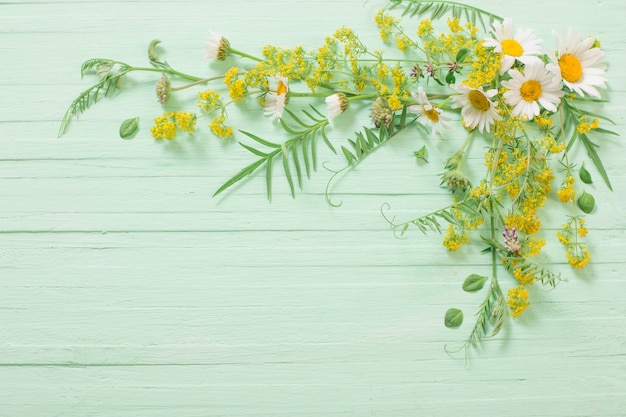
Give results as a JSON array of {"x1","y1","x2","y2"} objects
[
  {"x1": 579, "y1": 133, "x2": 612, "y2": 191},
  {"x1": 462, "y1": 274, "x2": 488, "y2": 292},
  {"x1": 444, "y1": 308, "x2": 463, "y2": 328},
  {"x1": 119, "y1": 116, "x2": 139, "y2": 139},
  {"x1": 414, "y1": 145, "x2": 428, "y2": 162},
  {"x1": 579, "y1": 163, "x2": 593, "y2": 184},
  {"x1": 445, "y1": 71, "x2": 456, "y2": 84},
  {"x1": 455, "y1": 48, "x2": 469, "y2": 63},
  {"x1": 577, "y1": 190, "x2": 595, "y2": 214}
]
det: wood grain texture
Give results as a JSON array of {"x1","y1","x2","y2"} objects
[{"x1": 2, "y1": 0, "x2": 625, "y2": 416}]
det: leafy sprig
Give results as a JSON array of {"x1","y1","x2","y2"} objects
[
  {"x1": 386, "y1": 0, "x2": 503, "y2": 29},
  {"x1": 213, "y1": 107, "x2": 334, "y2": 200}
]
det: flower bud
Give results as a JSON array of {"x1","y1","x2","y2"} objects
[
  {"x1": 156, "y1": 74, "x2": 170, "y2": 105},
  {"x1": 205, "y1": 31, "x2": 231, "y2": 61},
  {"x1": 442, "y1": 170, "x2": 470, "y2": 191},
  {"x1": 371, "y1": 96, "x2": 393, "y2": 128},
  {"x1": 325, "y1": 93, "x2": 349, "y2": 119}
]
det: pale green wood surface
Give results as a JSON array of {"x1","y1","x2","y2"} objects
[{"x1": 1, "y1": 0, "x2": 625, "y2": 416}]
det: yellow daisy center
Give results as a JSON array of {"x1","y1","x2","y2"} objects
[
  {"x1": 423, "y1": 105, "x2": 440, "y2": 123},
  {"x1": 520, "y1": 80, "x2": 543, "y2": 102},
  {"x1": 277, "y1": 80, "x2": 288, "y2": 96},
  {"x1": 501, "y1": 39, "x2": 524, "y2": 57},
  {"x1": 559, "y1": 54, "x2": 583, "y2": 83},
  {"x1": 468, "y1": 90, "x2": 491, "y2": 111}
]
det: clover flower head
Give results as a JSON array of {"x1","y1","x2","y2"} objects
[
  {"x1": 502, "y1": 226, "x2": 521, "y2": 255},
  {"x1": 371, "y1": 96, "x2": 393, "y2": 128},
  {"x1": 155, "y1": 73, "x2": 170, "y2": 105}
]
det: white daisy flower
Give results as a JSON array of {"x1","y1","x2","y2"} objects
[
  {"x1": 263, "y1": 74, "x2": 289, "y2": 121},
  {"x1": 408, "y1": 86, "x2": 450, "y2": 138},
  {"x1": 204, "y1": 31, "x2": 230, "y2": 61},
  {"x1": 546, "y1": 28, "x2": 607, "y2": 98},
  {"x1": 325, "y1": 93, "x2": 349, "y2": 119},
  {"x1": 483, "y1": 18, "x2": 543, "y2": 74},
  {"x1": 450, "y1": 84, "x2": 502, "y2": 133},
  {"x1": 502, "y1": 61, "x2": 564, "y2": 120}
]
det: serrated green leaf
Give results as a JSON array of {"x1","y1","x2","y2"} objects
[
  {"x1": 444, "y1": 308, "x2": 463, "y2": 328},
  {"x1": 462, "y1": 274, "x2": 488, "y2": 292},
  {"x1": 119, "y1": 116, "x2": 139, "y2": 139}
]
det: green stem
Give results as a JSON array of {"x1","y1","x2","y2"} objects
[
  {"x1": 229, "y1": 48, "x2": 263, "y2": 62},
  {"x1": 170, "y1": 75, "x2": 226, "y2": 92}
]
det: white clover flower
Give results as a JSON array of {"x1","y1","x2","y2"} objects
[
  {"x1": 483, "y1": 18, "x2": 543, "y2": 74},
  {"x1": 325, "y1": 93, "x2": 348, "y2": 119},
  {"x1": 450, "y1": 84, "x2": 502, "y2": 133},
  {"x1": 204, "y1": 31, "x2": 230, "y2": 61},
  {"x1": 502, "y1": 61, "x2": 564, "y2": 120},
  {"x1": 546, "y1": 28, "x2": 607, "y2": 98},
  {"x1": 263, "y1": 74, "x2": 289, "y2": 121},
  {"x1": 408, "y1": 86, "x2": 450, "y2": 138}
]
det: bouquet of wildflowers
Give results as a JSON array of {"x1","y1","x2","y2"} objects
[{"x1": 60, "y1": 0, "x2": 615, "y2": 357}]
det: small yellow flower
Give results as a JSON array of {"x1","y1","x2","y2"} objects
[
  {"x1": 417, "y1": 19, "x2": 433, "y2": 37},
  {"x1": 209, "y1": 114, "x2": 233, "y2": 138},
  {"x1": 507, "y1": 285, "x2": 530, "y2": 317},
  {"x1": 557, "y1": 175, "x2": 577, "y2": 203}
]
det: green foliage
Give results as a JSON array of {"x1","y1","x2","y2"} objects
[
  {"x1": 325, "y1": 108, "x2": 415, "y2": 206},
  {"x1": 560, "y1": 98, "x2": 617, "y2": 191},
  {"x1": 444, "y1": 308, "x2": 463, "y2": 328},
  {"x1": 213, "y1": 107, "x2": 333, "y2": 200},
  {"x1": 119, "y1": 116, "x2": 139, "y2": 139},
  {"x1": 386, "y1": 0, "x2": 503, "y2": 29},
  {"x1": 58, "y1": 59, "x2": 131, "y2": 137},
  {"x1": 462, "y1": 274, "x2": 488, "y2": 292}
]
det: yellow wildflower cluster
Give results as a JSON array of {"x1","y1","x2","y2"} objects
[
  {"x1": 417, "y1": 19, "x2": 433, "y2": 37},
  {"x1": 442, "y1": 224, "x2": 469, "y2": 251},
  {"x1": 464, "y1": 43, "x2": 501, "y2": 89},
  {"x1": 557, "y1": 216, "x2": 590, "y2": 268},
  {"x1": 507, "y1": 285, "x2": 530, "y2": 317},
  {"x1": 209, "y1": 114, "x2": 233, "y2": 138},
  {"x1": 197, "y1": 89, "x2": 222, "y2": 112},
  {"x1": 150, "y1": 111, "x2": 196, "y2": 140},
  {"x1": 557, "y1": 175, "x2": 577, "y2": 203},
  {"x1": 541, "y1": 135, "x2": 566, "y2": 154},
  {"x1": 512, "y1": 268, "x2": 536, "y2": 285},
  {"x1": 374, "y1": 9, "x2": 401, "y2": 41},
  {"x1": 566, "y1": 246, "x2": 591, "y2": 269},
  {"x1": 224, "y1": 67, "x2": 246, "y2": 102},
  {"x1": 576, "y1": 116, "x2": 600, "y2": 134}
]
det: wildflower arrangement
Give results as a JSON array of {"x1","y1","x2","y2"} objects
[{"x1": 59, "y1": 0, "x2": 616, "y2": 357}]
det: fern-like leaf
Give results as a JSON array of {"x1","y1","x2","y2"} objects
[
  {"x1": 58, "y1": 60, "x2": 131, "y2": 137},
  {"x1": 213, "y1": 108, "x2": 333, "y2": 200},
  {"x1": 386, "y1": 0, "x2": 503, "y2": 29}
]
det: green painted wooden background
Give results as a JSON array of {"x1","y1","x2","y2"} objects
[{"x1": 2, "y1": 0, "x2": 625, "y2": 415}]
